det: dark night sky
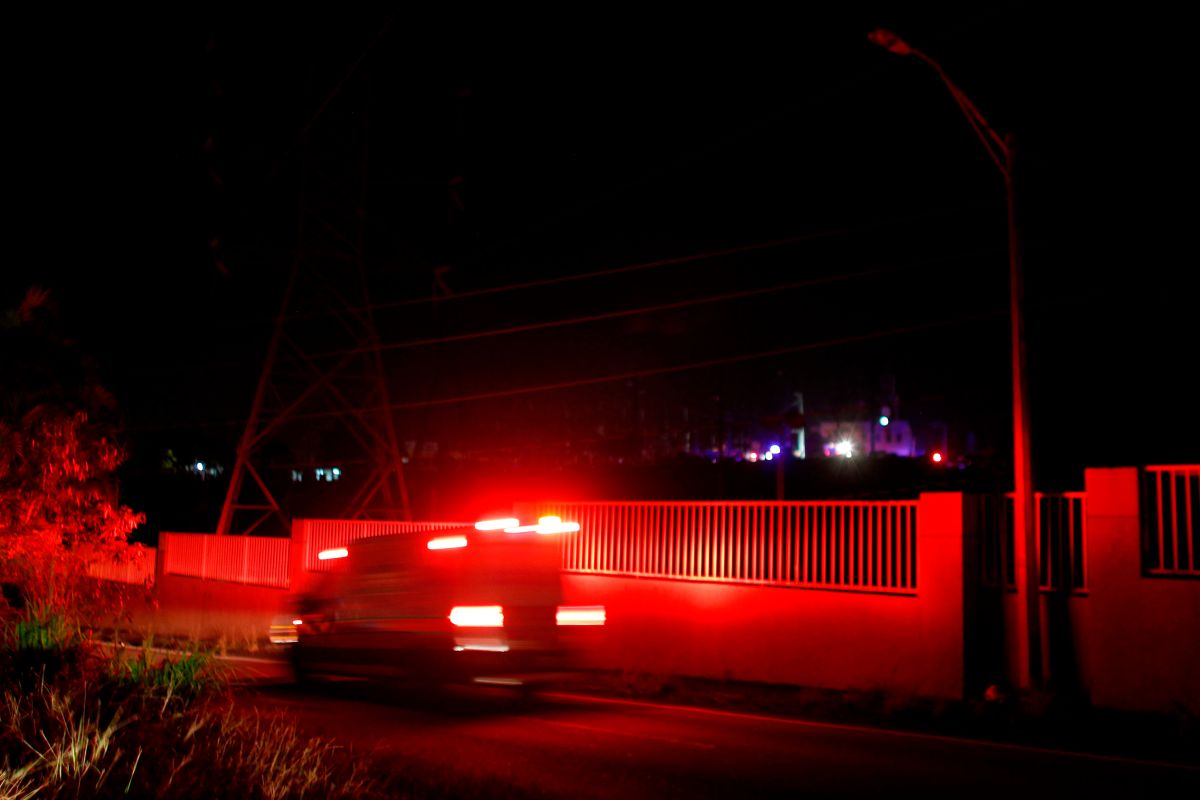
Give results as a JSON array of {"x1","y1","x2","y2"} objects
[{"x1": 6, "y1": 3, "x2": 1197, "y2": 494}]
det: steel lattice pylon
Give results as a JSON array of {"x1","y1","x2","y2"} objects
[
  {"x1": 214, "y1": 258, "x2": 413, "y2": 537},
  {"x1": 216, "y1": 74, "x2": 411, "y2": 536}
]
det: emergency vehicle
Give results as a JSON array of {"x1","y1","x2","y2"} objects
[{"x1": 279, "y1": 516, "x2": 605, "y2": 688}]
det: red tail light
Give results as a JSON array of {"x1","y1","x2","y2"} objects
[
  {"x1": 449, "y1": 605, "x2": 504, "y2": 627},
  {"x1": 556, "y1": 605, "x2": 606, "y2": 626},
  {"x1": 427, "y1": 535, "x2": 468, "y2": 550}
]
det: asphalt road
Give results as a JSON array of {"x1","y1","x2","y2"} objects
[{"x1": 230, "y1": 659, "x2": 1198, "y2": 799}]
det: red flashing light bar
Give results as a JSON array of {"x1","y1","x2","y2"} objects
[
  {"x1": 475, "y1": 516, "x2": 580, "y2": 535},
  {"x1": 474, "y1": 518, "x2": 519, "y2": 531},
  {"x1": 502, "y1": 516, "x2": 581, "y2": 535}
]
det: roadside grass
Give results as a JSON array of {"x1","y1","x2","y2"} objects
[
  {"x1": 2, "y1": 607, "x2": 553, "y2": 798},
  {"x1": 97, "y1": 626, "x2": 272, "y2": 659},
  {"x1": 110, "y1": 638, "x2": 224, "y2": 702},
  {"x1": 1, "y1": 681, "x2": 386, "y2": 799},
  {"x1": 1, "y1": 609, "x2": 369, "y2": 798}
]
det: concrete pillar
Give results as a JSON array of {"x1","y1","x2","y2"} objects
[
  {"x1": 916, "y1": 492, "x2": 967, "y2": 699},
  {"x1": 1084, "y1": 467, "x2": 1200, "y2": 713},
  {"x1": 288, "y1": 519, "x2": 309, "y2": 596}
]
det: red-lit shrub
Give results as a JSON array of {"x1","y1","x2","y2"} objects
[{"x1": 0, "y1": 287, "x2": 145, "y2": 618}]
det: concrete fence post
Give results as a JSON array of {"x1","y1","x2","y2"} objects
[
  {"x1": 153, "y1": 537, "x2": 166, "y2": 588},
  {"x1": 1084, "y1": 467, "x2": 1200, "y2": 714},
  {"x1": 288, "y1": 519, "x2": 309, "y2": 596},
  {"x1": 916, "y1": 492, "x2": 967, "y2": 699}
]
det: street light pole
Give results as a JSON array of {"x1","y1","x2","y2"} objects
[{"x1": 869, "y1": 29, "x2": 1042, "y2": 691}]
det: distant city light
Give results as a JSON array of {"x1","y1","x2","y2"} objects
[
  {"x1": 879, "y1": 415, "x2": 890, "y2": 427},
  {"x1": 769, "y1": 444, "x2": 781, "y2": 455},
  {"x1": 194, "y1": 461, "x2": 205, "y2": 473},
  {"x1": 747, "y1": 452, "x2": 759, "y2": 462},
  {"x1": 764, "y1": 452, "x2": 774, "y2": 461},
  {"x1": 332, "y1": 467, "x2": 341, "y2": 477}
]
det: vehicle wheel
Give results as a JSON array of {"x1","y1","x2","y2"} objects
[
  {"x1": 510, "y1": 683, "x2": 539, "y2": 711},
  {"x1": 289, "y1": 644, "x2": 316, "y2": 688}
]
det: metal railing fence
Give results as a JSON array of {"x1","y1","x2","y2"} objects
[
  {"x1": 976, "y1": 492, "x2": 1087, "y2": 593},
  {"x1": 160, "y1": 533, "x2": 291, "y2": 589},
  {"x1": 531, "y1": 500, "x2": 919, "y2": 593},
  {"x1": 85, "y1": 546, "x2": 157, "y2": 586},
  {"x1": 1143, "y1": 465, "x2": 1199, "y2": 577}
]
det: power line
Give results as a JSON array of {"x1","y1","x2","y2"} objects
[
  {"x1": 125, "y1": 309, "x2": 1003, "y2": 435},
  {"x1": 286, "y1": 226, "x2": 861, "y2": 319},
  {"x1": 285, "y1": 205, "x2": 979, "y2": 325},
  {"x1": 124, "y1": 251, "x2": 1003, "y2": 438},
  {"x1": 268, "y1": 9, "x2": 401, "y2": 181},
  {"x1": 287, "y1": 310, "x2": 1005, "y2": 421},
  {"x1": 312, "y1": 264, "x2": 899, "y2": 358},
  {"x1": 311, "y1": 244, "x2": 1000, "y2": 358}
]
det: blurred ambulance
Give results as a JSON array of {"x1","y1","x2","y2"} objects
[{"x1": 280, "y1": 516, "x2": 604, "y2": 688}]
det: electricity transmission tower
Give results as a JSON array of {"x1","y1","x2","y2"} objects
[{"x1": 216, "y1": 70, "x2": 411, "y2": 536}]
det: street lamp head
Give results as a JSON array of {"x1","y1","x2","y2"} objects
[{"x1": 868, "y1": 28, "x2": 913, "y2": 56}]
